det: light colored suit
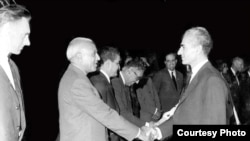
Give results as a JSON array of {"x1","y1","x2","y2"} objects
[
  {"x1": 0, "y1": 59, "x2": 26, "y2": 141},
  {"x1": 158, "y1": 62, "x2": 230, "y2": 139},
  {"x1": 58, "y1": 64, "x2": 139, "y2": 141}
]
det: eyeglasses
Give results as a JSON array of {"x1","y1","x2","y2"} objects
[{"x1": 130, "y1": 70, "x2": 142, "y2": 81}]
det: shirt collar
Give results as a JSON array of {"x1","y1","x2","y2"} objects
[
  {"x1": 100, "y1": 69, "x2": 110, "y2": 83},
  {"x1": 168, "y1": 69, "x2": 176, "y2": 77},
  {"x1": 119, "y1": 71, "x2": 126, "y2": 85},
  {"x1": 190, "y1": 59, "x2": 208, "y2": 82},
  {"x1": 230, "y1": 67, "x2": 237, "y2": 76},
  {"x1": 0, "y1": 55, "x2": 9, "y2": 65}
]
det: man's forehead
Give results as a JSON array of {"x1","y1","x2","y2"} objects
[
  {"x1": 82, "y1": 44, "x2": 96, "y2": 53},
  {"x1": 166, "y1": 54, "x2": 175, "y2": 60}
]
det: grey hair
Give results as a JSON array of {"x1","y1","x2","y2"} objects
[
  {"x1": 185, "y1": 26, "x2": 213, "y2": 55},
  {"x1": 0, "y1": 0, "x2": 31, "y2": 26},
  {"x1": 66, "y1": 37, "x2": 94, "y2": 61}
]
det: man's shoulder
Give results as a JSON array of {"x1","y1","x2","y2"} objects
[
  {"x1": 200, "y1": 65, "x2": 225, "y2": 82},
  {"x1": 154, "y1": 68, "x2": 169, "y2": 76},
  {"x1": 176, "y1": 70, "x2": 183, "y2": 76},
  {"x1": 111, "y1": 76, "x2": 121, "y2": 83},
  {"x1": 90, "y1": 72, "x2": 105, "y2": 81}
]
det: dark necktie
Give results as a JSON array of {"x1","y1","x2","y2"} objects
[
  {"x1": 171, "y1": 71, "x2": 177, "y2": 90},
  {"x1": 129, "y1": 86, "x2": 140, "y2": 118}
]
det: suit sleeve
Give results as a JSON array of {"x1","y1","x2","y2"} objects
[
  {"x1": 90, "y1": 77, "x2": 107, "y2": 103},
  {"x1": 152, "y1": 72, "x2": 162, "y2": 96},
  {"x1": 201, "y1": 76, "x2": 228, "y2": 124},
  {"x1": 0, "y1": 79, "x2": 15, "y2": 141},
  {"x1": 148, "y1": 78, "x2": 161, "y2": 110},
  {"x1": 112, "y1": 79, "x2": 146, "y2": 127},
  {"x1": 158, "y1": 116, "x2": 174, "y2": 139},
  {"x1": 71, "y1": 79, "x2": 139, "y2": 141}
]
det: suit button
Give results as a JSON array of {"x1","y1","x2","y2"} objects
[
  {"x1": 17, "y1": 126, "x2": 21, "y2": 130},
  {"x1": 16, "y1": 105, "x2": 20, "y2": 110}
]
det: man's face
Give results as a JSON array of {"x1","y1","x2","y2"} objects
[
  {"x1": 82, "y1": 46, "x2": 100, "y2": 73},
  {"x1": 165, "y1": 54, "x2": 177, "y2": 71},
  {"x1": 6, "y1": 17, "x2": 31, "y2": 55},
  {"x1": 177, "y1": 33, "x2": 198, "y2": 65},
  {"x1": 125, "y1": 67, "x2": 144, "y2": 86},
  {"x1": 109, "y1": 55, "x2": 121, "y2": 77},
  {"x1": 235, "y1": 60, "x2": 244, "y2": 72}
]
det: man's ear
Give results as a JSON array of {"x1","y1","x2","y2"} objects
[
  {"x1": 75, "y1": 52, "x2": 83, "y2": 61},
  {"x1": 196, "y1": 45, "x2": 203, "y2": 54},
  {"x1": 106, "y1": 60, "x2": 112, "y2": 67}
]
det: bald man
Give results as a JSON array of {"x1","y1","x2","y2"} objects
[{"x1": 58, "y1": 37, "x2": 150, "y2": 141}]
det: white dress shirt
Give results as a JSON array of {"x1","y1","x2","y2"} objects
[
  {"x1": 100, "y1": 69, "x2": 110, "y2": 83},
  {"x1": 0, "y1": 56, "x2": 15, "y2": 89},
  {"x1": 230, "y1": 67, "x2": 240, "y2": 85}
]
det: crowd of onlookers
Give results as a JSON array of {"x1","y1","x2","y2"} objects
[
  {"x1": 215, "y1": 57, "x2": 250, "y2": 125},
  {"x1": 119, "y1": 50, "x2": 250, "y2": 126}
]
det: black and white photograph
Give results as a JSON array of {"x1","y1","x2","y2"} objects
[{"x1": 0, "y1": 0, "x2": 249, "y2": 141}]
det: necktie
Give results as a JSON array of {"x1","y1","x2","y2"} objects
[
  {"x1": 171, "y1": 71, "x2": 177, "y2": 90},
  {"x1": 235, "y1": 73, "x2": 240, "y2": 86},
  {"x1": 129, "y1": 86, "x2": 140, "y2": 118}
]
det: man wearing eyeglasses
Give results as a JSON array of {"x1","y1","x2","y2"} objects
[
  {"x1": 0, "y1": 1, "x2": 31, "y2": 141},
  {"x1": 111, "y1": 59, "x2": 151, "y2": 128}
]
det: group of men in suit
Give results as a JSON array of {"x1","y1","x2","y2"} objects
[
  {"x1": 57, "y1": 26, "x2": 232, "y2": 141},
  {"x1": 88, "y1": 44, "x2": 186, "y2": 140},
  {"x1": 219, "y1": 56, "x2": 250, "y2": 125},
  {"x1": 0, "y1": 1, "x2": 233, "y2": 139},
  {"x1": 89, "y1": 47, "x2": 162, "y2": 141}
]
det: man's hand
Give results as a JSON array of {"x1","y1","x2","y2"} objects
[
  {"x1": 152, "y1": 110, "x2": 162, "y2": 121},
  {"x1": 138, "y1": 126, "x2": 159, "y2": 141}
]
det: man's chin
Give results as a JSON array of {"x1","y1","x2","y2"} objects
[{"x1": 12, "y1": 51, "x2": 21, "y2": 55}]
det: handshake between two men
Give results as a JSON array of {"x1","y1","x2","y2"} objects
[{"x1": 136, "y1": 105, "x2": 178, "y2": 141}]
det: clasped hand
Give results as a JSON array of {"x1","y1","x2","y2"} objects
[{"x1": 138, "y1": 122, "x2": 159, "y2": 141}]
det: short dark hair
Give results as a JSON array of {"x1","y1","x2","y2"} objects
[
  {"x1": 0, "y1": 4, "x2": 31, "y2": 26},
  {"x1": 124, "y1": 58, "x2": 146, "y2": 72},
  {"x1": 166, "y1": 52, "x2": 177, "y2": 59},
  {"x1": 99, "y1": 46, "x2": 120, "y2": 65}
]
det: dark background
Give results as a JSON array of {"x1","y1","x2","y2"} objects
[{"x1": 10, "y1": 0, "x2": 250, "y2": 140}]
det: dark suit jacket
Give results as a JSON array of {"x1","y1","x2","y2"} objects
[
  {"x1": 158, "y1": 62, "x2": 230, "y2": 139},
  {"x1": 135, "y1": 77, "x2": 161, "y2": 122},
  {"x1": 90, "y1": 71, "x2": 121, "y2": 141},
  {"x1": 58, "y1": 64, "x2": 139, "y2": 141},
  {"x1": 224, "y1": 69, "x2": 241, "y2": 113},
  {"x1": 111, "y1": 75, "x2": 146, "y2": 127},
  {"x1": 0, "y1": 59, "x2": 26, "y2": 141},
  {"x1": 90, "y1": 71, "x2": 119, "y2": 113},
  {"x1": 153, "y1": 68, "x2": 183, "y2": 112}
]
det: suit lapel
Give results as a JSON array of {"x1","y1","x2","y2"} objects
[
  {"x1": 99, "y1": 72, "x2": 111, "y2": 89},
  {"x1": 7, "y1": 59, "x2": 26, "y2": 137},
  {"x1": 118, "y1": 75, "x2": 132, "y2": 110},
  {"x1": 164, "y1": 68, "x2": 177, "y2": 91},
  {"x1": 176, "y1": 71, "x2": 182, "y2": 92},
  {"x1": 178, "y1": 62, "x2": 211, "y2": 105}
]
